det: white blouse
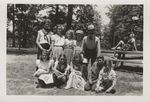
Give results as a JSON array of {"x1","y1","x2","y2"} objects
[
  {"x1": 38, "y1": 29, "x2": 53, "y2": 44},
  {"x1": 51, "y1": 34, "x2": 65, "y2": 46}
]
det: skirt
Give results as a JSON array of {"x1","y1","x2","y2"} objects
[
  {"x1": 34, "y1": 69, "x2": 54, "y2": 84},
  {"x1": 64, "y1": 48, "x2": 74, "y2": 65},
  {"x1": 65, "y1": 71, "x2": 86, "y2": 90},
  {"x1": 53, "y1": 46, "x2": 63, "y2": 60}
]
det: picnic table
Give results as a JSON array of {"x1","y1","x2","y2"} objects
[{"x1": 101, "y1": 50, "x2": 143, "y2": 68}]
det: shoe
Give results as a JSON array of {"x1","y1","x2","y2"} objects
[
  {"x1": 36, "y1": 84, "x2": 41, "y2": 88},
  {"x1": 111, "y1": 47, "x2": 116, "y2": 50},
  {"x1": 64, "y1": 86, "x2": 70, "y2": 89},
  {"x1": 53, "y1": 86, "x2": 57, "y2": 90}
]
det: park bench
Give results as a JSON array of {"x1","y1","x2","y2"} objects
[{"x1": 101, "y1": 50, "x2": 143, "y2": 68}]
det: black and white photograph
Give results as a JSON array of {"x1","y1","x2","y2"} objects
[{"x1": 1, "y1": 0, "x2": 150, "y2": 101}]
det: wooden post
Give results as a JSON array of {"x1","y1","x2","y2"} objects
[{"x1": 121, "y1": 53, "x2": 125, "y2": 66}]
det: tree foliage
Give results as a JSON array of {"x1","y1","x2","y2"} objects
[
  {"x1": 7, "y1": 4, "x2": 102, "y2": 48},
  {"x1": 104, "y1": 5, "x2": 143, "y2": 50}
]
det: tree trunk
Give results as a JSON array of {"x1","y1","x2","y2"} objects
[
  {"x1": 55, "y1": 4, "x2": 59, "y2": 25},
  {"x1": 12, "y1": 4, "x2": 15, "y2": 47},
  {"x1": 66, "y1": 5, "x2": 73, "y2": 30},
  {"x1": 19, "y1": 31, "x2": 21, "y2": 49},
  {"x1": 22, "y1": 23, "x2": 27, "y2": 48}
]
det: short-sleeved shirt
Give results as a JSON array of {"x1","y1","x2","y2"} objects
[
  {"x1": 38, "y1": 29, "x2": 53, "y2": 45},
  {"x1": 51, "y1": 34, "x2": 65, "y2": 46},
  {"x1": 75, "y1": 40, "x2": 82, "y2": 47},
  {"x1": 98, "y1": 68, "x2": 117, "y2": 81},
  {"x1": 64, "y1": 39, "x2": 76, "y2": 49}
]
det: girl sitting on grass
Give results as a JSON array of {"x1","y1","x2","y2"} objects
[
  {"x1": 95, "y1": 60, "x2": 117, "y2": 93},
  {"x1": 64, "y1": 53, "x2": 86, "y2": 90},
  {"x1": 52, "y1": 54, "x2": 70, "y2": 88},
  {"x1": 34, "y1": 51, "x2": 54, "y2": 88}
]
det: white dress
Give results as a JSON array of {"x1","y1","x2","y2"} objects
[
  {"x1": 51, "y1": 34, "x2": 65, "y2": 59},
  {"x1": 34, "y1": 59, "x2": 54, "y2": 84}
]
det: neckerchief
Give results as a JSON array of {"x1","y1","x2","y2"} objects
[{"x1": 42, "y1": 29, "x2": 49, "y2": 42}]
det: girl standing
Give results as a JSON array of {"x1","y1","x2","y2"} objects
[
  {"x1": 51, "y1": 24, "x2": 65, "y2": 60},
  {"x1": 36, "y1": 19, "x2": 53, "y2": 60},
  {"x1": 64, "y1": 29, "x2": 76, "y2": 65},
  {"x1": 73, "y1": 30, "x2": 84, "y2": 56}
]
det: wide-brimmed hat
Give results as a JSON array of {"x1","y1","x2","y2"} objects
[
  {"x1": 75, "y1": 30, "x2": 84, "y2": 35},
  {"x1": 88, "y1": 24, "x2": 95, "y2": 31}
]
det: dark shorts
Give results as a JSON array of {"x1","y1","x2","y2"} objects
[
  {"x1": 53, "y1": 73, "x2": 67, "y2": 88},
  {"x1": 84, "y1": 48, "x2": 97, "y2": 65},
  {"x1": 37, "y1": 43, "x2": 50, "y2": 59}
]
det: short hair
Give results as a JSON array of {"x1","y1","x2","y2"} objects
[
  {"x1": 40, "y1": 51, "x2": 50, "y2": 61},
  {"x1": 54, "y1": 24, "x2": 65, "y2": 34},
  {"x1": 66, "y1": 29, "x2": 74, "y2": 39},
  {"x1": 96, "y1": 55, "x2": 104, "y2": 61},
  {"x1": 41, "y1": 19, "x2": 52, "y2": 27},
  {"x1": 104, "y1": 60, "x2": 112, "y2": 67}
]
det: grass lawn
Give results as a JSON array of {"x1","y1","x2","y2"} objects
[{"x1": 6, "y1": 47, "x2": 143, "y2": 95}]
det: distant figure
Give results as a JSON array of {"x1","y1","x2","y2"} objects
[
  {"x1": 64, "y1": 29, "x2": 76, "y2": 65},
  {"x1": 34, "y1": 51, "x2": 54, "y2": 88},
  {"x1": 84, "y1": 55, "x2": 104, "y2": 91},
  {"x1": 52, "y1": 54, "x2": 70, "y2": 88},
  {"x1": 82, "y1": 24, "x2": 101, "y2": 65},
  {"x1": 95, "y1": 60, "x2": 117, "y2": 93},
  {"x1": 51, "y1": 24, "x2": 65, "y2": 60},
  {"x1": 111, "y1": 32, "x2": 137, "y2": 51}
]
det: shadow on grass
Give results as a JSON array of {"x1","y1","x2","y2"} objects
[
  {"x1": 7, "y1": 47, "x2": 38, "y2": 55},
  {"x1": 114, "y1": 66, "x2": 143, "y2": 75}
]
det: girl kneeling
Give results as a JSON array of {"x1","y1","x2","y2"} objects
[{"x1": 95, "y1": 60, "x2": 117, "y2": 93}]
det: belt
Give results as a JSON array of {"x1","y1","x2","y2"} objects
[{"x1": 54, "y1": 45, "x2": 63, "y2": 47}]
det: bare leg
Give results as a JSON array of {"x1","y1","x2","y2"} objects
[{"x1": 111, "y1": 40, "x2": 124, "y2": 50}]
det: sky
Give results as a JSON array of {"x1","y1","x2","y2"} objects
[{"x1": 96, "y1": 5, "x2": 110, "y2": 25}]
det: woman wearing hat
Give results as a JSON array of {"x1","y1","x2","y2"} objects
[
  {"x1": 73, "y1": 30, "x2": 88, "y2": 82},
  {"x1": 73, "y1": 30, "x2": 84, "y2": 56},
  {"x1": 81, "y1": 24, "x2": 101, "y2": 65}
]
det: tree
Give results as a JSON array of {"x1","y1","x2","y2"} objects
[
  {"x1": 105, "y1": 5, "x2": 143, "y2": 50},
  {"x1": 7, "y1": 4, "x2": 15, "y2": 47},
  {"x1": 66, "y1": 4, "x2": 73, "y2": 30}
]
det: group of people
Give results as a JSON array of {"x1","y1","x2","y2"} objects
[{"x1": 33, "y1": 19, "x2": 137, "y2": 93}]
